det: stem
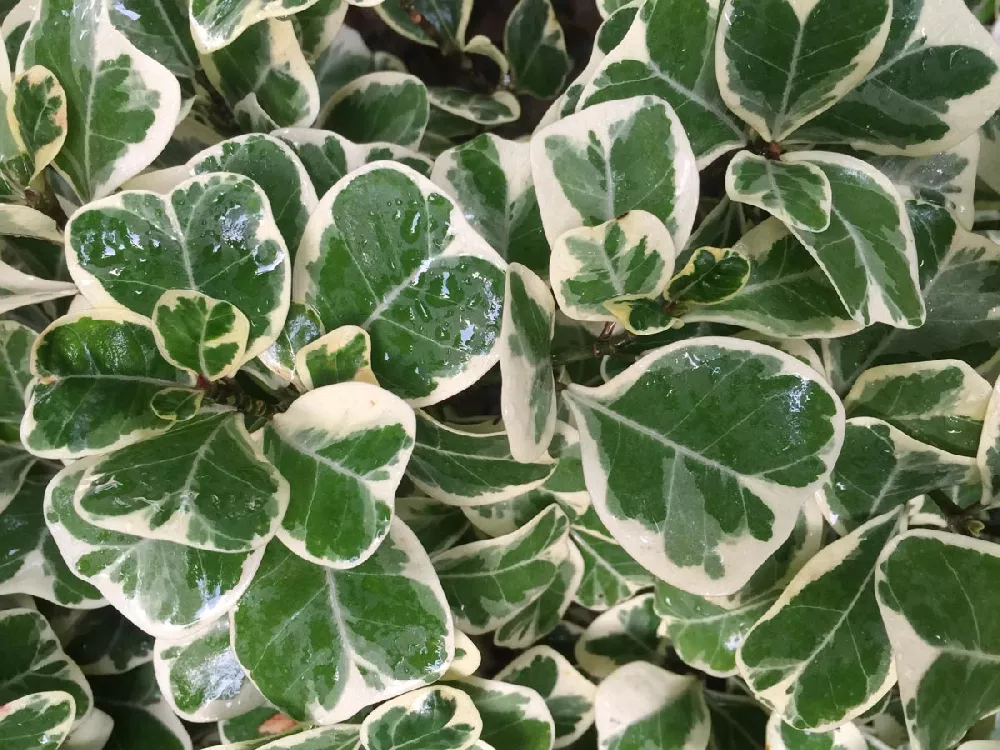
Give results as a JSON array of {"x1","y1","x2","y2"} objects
[
  {"x1": 202, "y1": 378, "x2": 298, "y2": 420},
  {"x1": 552, "y1": 333, "x2": 637, "y2": 366}
]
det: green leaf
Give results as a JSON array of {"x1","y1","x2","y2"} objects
[
  {"x1": 430, "y1": 134, "x2": 549, "y2": 278},
  {"x1": 17, "y1": 0, "x2": 181, "y2": 202},
  {"x1": 570, "y1": 504, "x2": 654, "y2": 612},
  {"x1": 575, "y1": 594, "x2": 668, "y2": 680},
  {"x1": 594, "y1": 662, "x2": 710, "y2": 750},
  {"x1": 725, "y1": 153, "x2": 832, "y2": 233},
  {"x1": 256, "y1": 301, "x2": 324, "y2": 386},
  {"x1": 876, "y1": 530, "x2": 1000, "y2": 750},
  {"x1": 360, "y1": 685, "x2": 482, "y2": 750},
  {"x1": 109, "y1": 0, "x2": 198, "y2": 86},
  {"x1": 817, "y1": 418, "x2": 977, "y2": 535},
  {"x1": 0, "y1": 320, "x2": 33, "y2": 446},
  {"x1": 428, "y1": 87, "x2": 521, "y2": 127},
  {"x1": 0, "y1": 607, "x2": 93, "y2": 722},
  {"x1": 500, "y1": 264, "x2": 557, "y2": 464},
  {"x1": 0, "y1": 476, "x2": 105, "y2": 608},
  {"x1": 254, "y1": 724, "x2": 361, "y2": 749},
  {"x1": 447, "y1": 677, "x2": 555, "y2": 750},
  {"x1": 294, "y1": 162, "x2": 506, "y2": 405},
  {"x1": 705, "y1": 692, "x2": 768, "y2": 750},
  {"x1": 294, "y1": 326, "x2": 377, "y2": 390},
  {"x1": 374, "y1": 0, "x2": 471, "y2": 49},
  {"x1": 408, "y1": 411, "x2": 556, "y2": 505},
  {"x1": 0, "y1": 259, "x2": 78, "y2": 314},
  {"x1": 0, "y1": 443, "x2": 34, "y2": 514},
  {"x1": 323, "y1": 72, "x2": 428, "y2": 148},
  {"x1": 189, "y1": 134, "x2": 319, "y2": 257},
  {"x1": 66, "y1": 173, "x2": 290, "y2": 360},
  {"x1": 203, "y1": 19, "x2": 319, "y2": 132},
  {"x1": 149, "y1": 388, "x2": 204, "y2": 423},
  {"x1": 264, "y1": 382, "x2": 415, "y2": 569},
  {"x1": 21, "y1": 311, "x2": 195, "y2": 459},
  {"x1": 820, "y1": 202, "x2": 1000, "y2": 394},
  {"x1": 73, "y1": 410, "x2": 288, "y2": 552},
  {"x1": 845, "y1": 360, "x2": 991, "y2": 456},
  {"x1": 716, "y1": 0, "x2": 890, "y2": 142},
  {"x1": 153, "y1": 618, "x2": 261, "y2": 722},
  {"x1": 291, "y1": 0, "x2": 348, "y2": 60},
  {"x1": 45, "y1": 463, "x2": 266, "y2": 639},
  {"x1": 579, "y1": 0, "x2": 746, "y2": 168},
  {"x1": 551, "y1": 211, "x2": 675, "y2": 323},
  {"x1": 496, "y1": 646, "x2": 596, "y2": 748},
  {"x1": 791, "y1": 0, "x2": 1000, "y2": 155},
  {"x1": 91, "y1": 663, "x2": 192, "y2": 750},
  {"x1": 395, "y1": 496, "x2": 471, "y2": 557},
  {"x1": 309, "y1": 23, "x2": 403, "y2": 104},
  {"x1": 765, "y1": 713, "x2": 867, "y2": 750},
  {"x1": 45, "y1": 606, "x2": 153, "y2": 676},
  {"x1": 654, "y1": 503, "x2": 823, "y2": 677},
  {"x1": 738, "y1": 509, "x2": 905, "y2": 730},
  {"x1": 564, "y1": 337, "x2": 843, "y2": 595},
  {"x1": 153, "y1": 291, "x2": 251, "y2": 381},
  {"x1": 504, "y1": 0, "x2": 570, "y2": 99},
  {"x1": 531, "y1": 96, "x2": 698, "y2": 252},
  {"x1": 432, "y1": 505, "x2": 570, "y2": 634},
  {"x1": 667, "y1": 246, "x2": 751, "y2": 306},
  {"x1": 219, "y1": 705, "x2": 304, "y2": 744},
  {"x1": 231, "y1": 522, "x2": 453, "y2": 724},
  {"x1": 190, "y1": 0, "x2": 323, "y2": 52},
  {"x1": 784, "y1": 152, "x2": 924, "y2": 329},
  {"x1": 0, "y1": 691, "x2": 76, "y2": 750}
]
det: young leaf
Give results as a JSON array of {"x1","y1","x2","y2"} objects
[
  {"x1": 0, "y1": 691, "x2": 76, "y2": 750},
  {"x1": 66, "y1": 173, "x2": 290, "y2": 360},
  {"x1": 395, "y1": 496, "x2": 472, "y2": 557},
  {"x1": 575, "y1": 594, "x2": 668, "y2": 680},
  {"x1": 230, "y1": 522, "x2": 453, "y2": 725},
  {"x1": 594, "y1": 662, "x2": 710, "y2": 750},
  {"x1": 189, "y1": 0, "x2": 323, "y2": 52},
  {"x1": 16, "y1": 0, "x2": 181, "y2": 202},
  {"x1": 374, "y1": 0, "x2": 471, "y2": 49},
  {"x1": 408, "y1": 412, "x2": 555, "y2": 505},
  {"x1": 564, "y1": 337, "x2": 843, "y2": 596},
  {"x1": 150, "y1": 388, "x2": 204, "y2": 423},
  {"x1": 715, "y1": 0, "x2": 891, "y2": 142},
  {"x1": 294, "y1": 326, "x2": 377, "y2": 390},
  {"x1": 817, "y1": 418, "x2": 977, "y2": 534},
  {"x1": 876, "y1": 530, "x2": 1000, "y2": 750},
  {"x1": 783, "y1": 152, "x2": 924, "y2": 329},
  {"x1": 428, "y1": 87, "x2": 521, "y2": 128},
  {"x1": 294, "y1": 162, "x2": 506, "y2": 406},
  {"x1": 500, "y1": 264, "x2": 557, "y2": 464},
  {"x1": 263, "y1": 382, "x2": 415, "y2": 569},
  {"x1": 504, "y1": 0, "x2": 570, "y2": 99},
  {"x1": 431, "y1": 505, "x2": 570, "y2": 635},
  {"x1": 0, "y1": 607, "x2": 93, "y2": 722},
  {"x1": 45, "y1": 464, "x2": 266, "y2": 640},
  {"x1": 496, "y1": 646, "x2": 597, "y2": 748},
  {"x1": 821, "y1": 203, "x2": 1000, "y2": 394},
  {"x1": 551, "y1": 211, "x2": 676, "y2": 323},
  {"x1": 531, "y1": 96, "x2": 699, "y2": 251},
  {"x1": 72, "y1": 410, "x2": 288, "y2": 553},
  {"x1": 153, "y1": 618, "x2": 262, "y2": 722},
  {"x1": 21, "y1": 311, "x2": 195, "y2": 459},
  {"x1": 256, "y1": 301, "x2": 324, "y2": 385},
  {"x1": 765, "y1": 713, "x2": 867, "y2": 750},
  {"x1": 0, "y1": 477, "x2": 105, "y2": 608},
  {"x1": 323, "y1": 72, "x2": 429, "y2": 148},
  {"x1": 845, "y1": 361, "x2": 991, "y2": 457},
  {"x1": 360, "y1": 685, "x2": 482, "y2": 750},
  {"x1": 667, "y1": 246, "x2": 751, "y2": 306},
  {"x1": 580, "y1": 0, "x2": 746, "y2": 168},
  {"x1": 446, "y1": 631, "x2": 482, "y2": 680},
  {"x1": 654, "y1": 503, "x2": 823, "y2": 677},
  {"x1": 153, "y1": 291, "x2": 251, "y2": 381},
  {"x1": 430, "y1": 134, "x2": 549, "y2": 278},
  {"x1": 202, "y1": 19, "x2": 319, "y2": 132},
  {"x1": 446, "y1": 677, "x2": 555, "y2": 750},
  {"x1": 189, "y1": 134, "x2": 319, "y2": 256},
  {"x1": 791, "y1": 0, "x2": 1000, "y2": 155},
  {"x1": 725, "y1": 153, "x2": 832, "y2": 233},
  {"x1": 738, "y1": 509, "x2": 906, "y2": 730}
]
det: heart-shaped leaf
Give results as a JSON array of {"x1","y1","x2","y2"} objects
[
  {"x1": 361, "y1": 685, "x2": 482, "y2": 750},
  {"x1": 726, "y1": 152, "x2": 832, "y2": 232},
  {"x1": 666, "y1": 246, "x2": 751, "y2": 306},
  {"x1": 294, "y1": 326, "x2": 376, "y2": 390},
  {"x1": 323, "y1": 72, "x2": 429, "y2": 148},
  {"x1": 264, "y1": 382, "x2": 415, "y2": 569},
  {"x1": 153, "y1": 291, "x2": 250, "y2": 381}
]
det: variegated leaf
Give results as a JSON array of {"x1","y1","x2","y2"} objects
[
  {"x1": 505, "y1": 0, "x2": 570, "y2": 99},
  {"x1": 360, "y1": 686, "x2": 482, "y2": 750},
  {"x1": 0, "y1": 691, "x2": 76, "y2": 750},
  {"x1": 725, "y1": 152, "x2": 832, "y2": 233},
  {"x1": 153, "y1": 291, "x2": 250, "y2": 380},
  {"x1": 575, "y1": 594, "x2": 669, "y2": 680},
  {"x1": 323, "y1": 72, "x2": 428, "y2": 148},
  {"x1": 446, "y1": 677, "x2": 555, "y2": 750},
  {"x1": 294, "y1": 326, "x2": 376, "y2": 390}
]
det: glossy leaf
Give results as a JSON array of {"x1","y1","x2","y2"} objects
[
  {"x1": 575, "y1": 594, "x2": 668, "y2": 680},
  {"x1": 448, "y1": 677, "x2": 555, "y2": 750},
  {"x1": 725, "y1": 153, "x2": 832, "y2": 232},
  {"x1": 0, "y1": 320, "x2": 33, "y2": 446},
  {"x1": 360, "y1": 685, "x2": 482, "y2": 750},
  {"x1": 153, "y1": 291, "x2": 250, "y2": 381},
  {"x1": 570, "y1": 505, "x2": 654, "y2": 612},
  {"x1": 231, "y1": 521, "x2": 453, "y2": 725},
  {"x1": 0, "y1": 691, "x2": 75, "y2": 750},
  {"x1": 256, "y1": 301, "x2": 324, "y2": 385},
  {"x1": 564, "y1": 337, "x2": 843, "y2": 595},
  {"x1": 294, "y1": 326, "x2": 376, "y2": 390},
  {"x1": 324, "y1": 72, "x2": 428, "y2": 148},
  {"x1": 427, "y1": 87, "x2": 520, "y2": 128},
  {"x1": 374, "y1": 0, "x2": 471, "y2": 49},
  {"x1": 263, "y1": 382, "x2": 415, "y2": 569},
  {"x1": 395, "y1": 496, "x2": 471, "y2": 557},
  {"x1": 190, "y1": 0, "x2": 323, "y2": 52},
  {"x1": 294, "y1": 162, "x2": 505, "y2": 405},
  {"x1": 505, "y1": 0, "x2": 570, "y2": 99},
  {"x1": 531, "y1": 96, "x2": 698, "y2": 252},
  {"x1": 765, "y1": 713, "x2": 867, "y2": 750},
  {"x1": 667, "y1": 246, "x2": 751, "y2": 306},
  {"x1": 0, "y1": 259, "x2": 77, "y2": 314},
  {"x1": 90, "y1": 663, "x2": 193, "y2": 750},
  {"x1": 46, "y1": 606, "x2": 153, "y2": 676}
]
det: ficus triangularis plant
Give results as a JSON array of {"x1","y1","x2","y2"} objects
[{"x1": 5, "y1": 0, "x2": 1000, "y2": 748}]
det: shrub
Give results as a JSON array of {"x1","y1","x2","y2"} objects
[{"x1": 3, "y1": 0, "x2": 1000, "y2": 748}]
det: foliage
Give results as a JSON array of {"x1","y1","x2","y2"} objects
[{"x1": 3, "y1": 0, "x2": 1000, "y2": 748}]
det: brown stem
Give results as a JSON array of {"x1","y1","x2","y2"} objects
[{"x1": 203, "y1": 378, "x2": 298, "y2": 419}]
